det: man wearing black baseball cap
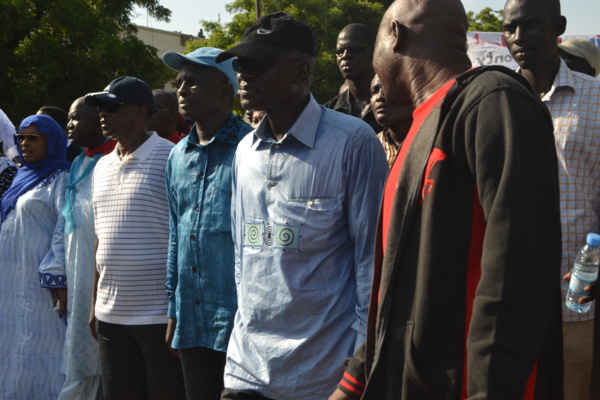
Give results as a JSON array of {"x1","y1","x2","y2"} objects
[
  {"x1": 217, "y1": 12, "x2": 388, "y2": 400},
  {"x1": 85, "y1": 76, "x2": 185, "y2": 399}
]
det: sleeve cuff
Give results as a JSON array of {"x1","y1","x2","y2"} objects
[
  {"x1": 167, "y1": 298, "x2": 177, "y2": 318},
  {"x1": 337, "y1": 371, "x2": 365, "y2": 399},
  {"x1": 39, "y1": 272, "x2": 67, "y2": 288}
]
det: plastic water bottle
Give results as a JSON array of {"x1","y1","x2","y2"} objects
[{"x1": 566, "y1": 233, "x2": 600, "y2": 313}]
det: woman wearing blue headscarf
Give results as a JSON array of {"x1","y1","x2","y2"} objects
[{"x1": 0, "y1": 114, "x2": 71, "y2": 399}]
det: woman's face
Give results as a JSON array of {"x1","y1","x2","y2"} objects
[{"x1": 17, "y1": 125, "x2": 48, "y2": 164}]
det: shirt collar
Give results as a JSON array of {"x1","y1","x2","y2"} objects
[
  {"x1": 184, "y1": 113, "x2": 246, "y2": 149},
  {"x1": 252, "y1": 94, "x2": 321, "y2": 149},
  {"x1": 541, "y1": 59, "x2": 576, "y2": 101},
  {"x1": 108, "y1": 131, "x2": 159, "y2": 164}
]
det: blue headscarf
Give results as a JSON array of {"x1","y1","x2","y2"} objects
[{"x1": 1, "y1": 114, "x2": 71, "y2": 223}]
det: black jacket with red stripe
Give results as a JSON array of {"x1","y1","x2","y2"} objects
[{"x1": 338, "y1": 66, "x2": 564, "y2": 400}]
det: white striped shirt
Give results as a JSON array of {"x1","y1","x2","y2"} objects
[
  {"x1": 542, "y1": 61, "x2": 600, "y2": 321},
  {"x1": 92, "y1": 132, "x2": 174, "y2": 325}
]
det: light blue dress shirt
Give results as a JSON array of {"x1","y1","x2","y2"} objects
[
  {"x1": 165, "y1": 113, "x2": 252, "y2": 351},
  {"x1": 225, "y1": 96, "x2": 388, "y2": 399}
]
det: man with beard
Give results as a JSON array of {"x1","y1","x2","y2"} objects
[
  {"x1": 329, "y1": 0, "x2": 563, "y2": 399},
  {"x1": 503, "y1": 0, "x2": 600, "y2": 398}
]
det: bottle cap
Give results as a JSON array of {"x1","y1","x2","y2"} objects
[{"x1": 586, "y1": 233, "x2": 600, "y2": 246}]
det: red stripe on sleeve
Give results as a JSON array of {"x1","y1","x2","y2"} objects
[
  {"x1": 461, "y1": 187, "x2": 485, "y2": 398},
  {"x1": 339, "y1": 379, "x2": 364, "y2": 397},
  {"x1": 343, "y1": 371, "x2": 366, "y2": 389}
]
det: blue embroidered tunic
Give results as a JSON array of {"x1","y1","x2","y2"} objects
[
  {"x1": 0, "y1": 170, "x2": 68, "y2": 399},
  {"x1": 165, "y1": 113, "x2": 252, "y2": 351}
]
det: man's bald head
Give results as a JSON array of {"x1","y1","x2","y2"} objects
[
  {"x1": 336, "y1": 23, "x2": 376, "y2": 82},
  {"x1": 338, "y1": 23, "x2": 376, "y2": 46},
  {"x1": 374, "y1": 0, "x2": 471, "y2": 107}
]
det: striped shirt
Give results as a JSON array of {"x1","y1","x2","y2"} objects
[
  {"x1": 541, "y1": 61, "x2": 600, "y2": 321},
  {"x1": 92, "y1": 132, "x2": 174, "y2": 325}
]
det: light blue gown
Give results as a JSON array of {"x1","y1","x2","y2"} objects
[
  {"x1": 0, "y1": 170, "x2": 68, "y2": 399},
  {"x1": 59, "y1": 154, "x2": 102, "y2": 399}
]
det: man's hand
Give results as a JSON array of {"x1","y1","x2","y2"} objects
[
  {"x1": 166, "y1": 317, "x2": 179, "y2": 357},
  {"x1": 328, "y1": 388, "x2": 352, "y2": 400},
  {"x1": 563, "y1": 271, "x2": 597, "y2": 303},
  {"x1": 52, "y1": 288, "x2": 67, "y2": 318}
]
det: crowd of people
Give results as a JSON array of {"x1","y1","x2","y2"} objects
[{"x1": 0, "y1": 0, "x2": 599, "y2": 399}]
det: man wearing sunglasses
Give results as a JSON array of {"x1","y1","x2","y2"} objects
[
  {"x1": 161, "y1": 46, "x2": 252, "y2": 400},
  {"x1": 324, "y1": 23, "x2": 382, "y2": 134},
  {"x1": 85, "y1": 76, "x2": 185, "y2": 399},
  {"x1": 215, "y1": 12, "x2": 388, "y2": 400}
]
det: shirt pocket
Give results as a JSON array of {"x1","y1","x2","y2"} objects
[
  {"x1": 209, "y1": 185, "x2": 233, "y2": 233},
  {"x1": 283, "y1": 197, "x2": 344, "y2": 253}
]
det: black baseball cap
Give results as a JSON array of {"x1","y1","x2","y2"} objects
[
  {"x1": 215, "y1": 12, "x2": 315, "y2": 63},
  {"x1": 85, "y1": 76, "x2": 155, "y2": 113}
]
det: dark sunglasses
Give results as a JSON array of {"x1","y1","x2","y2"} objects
[
  {"x1": 97, "y1": 102, "x2": 131, "y2": 114},
  {"x1": 335, "y1": 43, "x2": 371, "y2": 57},
  {"x1": 171, "y1": 78, "x2": 228, "y2": 90},
  {"x1": 15, "y1": 134, "x2": 43, "y2": 143},
  {"x1": 231, "y1": 57, "x2": 304, "y2": 74}
]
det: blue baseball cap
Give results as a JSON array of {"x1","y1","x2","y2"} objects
[{"x1": 162, "y1": 47, "x2": 238, "y2": 94}]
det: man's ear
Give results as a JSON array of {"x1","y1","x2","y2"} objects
[
  {"x1": 391, "y1": 20, "x2": 406, "y2": 52},
  {"x1": 295, "y1": 59, "x2": 311, "y2": 85},
  {"x1": 556, "y1": 16, "x2": 567, "y2": 37}
]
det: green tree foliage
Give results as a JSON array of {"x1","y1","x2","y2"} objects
[
  {"x1": 186, "y1": 0, "x2": 393, "y2": 105},
  {"x1": 0, "y1": 0, "x2": 174, "y2": 125},
  {"x1": 467, "y1": 7, "x2": 503, "y2": 32}
]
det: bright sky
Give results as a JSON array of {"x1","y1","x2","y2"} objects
[{"x1": 132, "y1": 0, "x2": 600, "y2": 37}]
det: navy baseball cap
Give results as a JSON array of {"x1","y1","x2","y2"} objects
[
  {"x1": 162, "y1": 47, "x2": 238, "y2": 94},
  {"x1": 215, "y1": 12, "x2": 315, "y2": 63},
  {"x1": 85, "y1": 76, "x2": 155, "y2": 113}
]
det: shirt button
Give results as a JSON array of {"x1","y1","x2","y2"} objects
[
  {"x1": 195, "y1": 300, "x2": 200, "y2": 305},
  {"x1": 191, "y1": 267, "x2": 197, "y2": 272},
  {"x1": 307, "y1": 200, "x2": 314, "y2": 206},
  {"x1": 190, "y1": 234, "x2": 195, "y2": 240},
  {"x1": 274, "y1": 144, "x2": 280, "y2": 149},
  {"x1": 194, "y1": 205, "x2": 199, "y2": 211},
  {"x1": 268, "y1": 180, "x2": 276, "y2": 186}
]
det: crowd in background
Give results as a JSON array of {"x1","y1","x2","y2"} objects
[{"x1": 0, "y1": 0, "x2": 599, "y2": 399}]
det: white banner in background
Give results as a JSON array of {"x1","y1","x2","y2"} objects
[{"x1": 467, "y1": 32, "x2": 600, "y2": 69}]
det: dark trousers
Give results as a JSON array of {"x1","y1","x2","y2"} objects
[
  {"x1": 221, "y1": 389, "x2": 273, "y2": 400},
  {"x1": 179, "y1": 346, "x2": 226, "y2": 400},
  {"x1": 96, "y1": 320, "x2": 185, "y2": 400}
]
